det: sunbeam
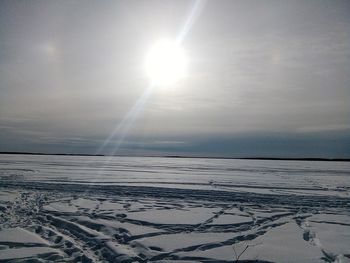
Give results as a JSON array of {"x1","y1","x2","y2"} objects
[
  {"x1": 95, "y1": 85, "x2": 153, "y2": 156},
  {"x1": 96, "y1": 0, "x2": 206, "y2": 157},
  {"x1": 176, "y1": 0, "x2": 207, "y2": 44}
]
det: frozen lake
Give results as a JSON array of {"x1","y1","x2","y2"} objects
[
  {"x1": 1, "y1": 154, "x2": 350, "y2": 196},
  {"x1": 0, "y1": 154, "x2": 349, "y2": 262}
]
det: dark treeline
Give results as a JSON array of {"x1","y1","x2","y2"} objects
[{"x1": 1, "y1": 151, "x2": 349, "y2": 162}]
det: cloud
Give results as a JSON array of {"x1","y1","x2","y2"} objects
[{"x1": 0, "y1": 0, "x2": 349, "y2": 157}]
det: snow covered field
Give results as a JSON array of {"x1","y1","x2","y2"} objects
[{"x1": 0, "y1": 154, "x2": 349, "y2": 262}]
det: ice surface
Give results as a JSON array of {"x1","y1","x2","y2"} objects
[
  {"x1": 309, "y1": 221, "x2": 350, "y2": 256},
  {"x1": 1, "y1": 154, "x2": 349, "y2": 196},
  {"x1": 0, "y1": 227, "x2": 64, "y2": 261},
  {"x1": 0, "y1": 189, "x2": 18, "y2": 202},
  {"x1": 178, "y1": 222, "x2": 324, "y2": 263},
  {"x1": 126, "y1": 207, "x2": 219, "y2": 225},
  {"x1": 134, "y1": 232, "x2": 237, "y2": 251},
  {"x1": 0, "y1": 227, "x2": 49, "y2": 245},
  {"x1": 0, "y1": 154, "x2": 349, "y2": 262},
  {"x1": 209, "y1": 213, "x2": 252, "y2": 225},
  {"x1": 43, "y1": 202, "x2": 79, "y2": 213},
  {"x1": 0, "y1": 247, "x2": 64, "y2": 261},
  {"x1": 241, "y1": 222, "x2": 324, "y2": 262}
]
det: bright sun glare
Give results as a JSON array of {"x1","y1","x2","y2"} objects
[{"x1": 145, "y1": 39, "x2": 187, "y2": 86}]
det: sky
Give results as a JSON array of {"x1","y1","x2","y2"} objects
[{"x1": 0, "y1": 0, "x2": 350, "y2": 158}]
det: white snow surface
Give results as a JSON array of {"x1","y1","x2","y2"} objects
[{"x1": 0, "y1": 154, "x2": 349, "y2": 262}]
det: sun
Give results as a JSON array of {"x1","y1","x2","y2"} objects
[{"x1": 144, "y1": 39, "x2": 187, "y2": 86}]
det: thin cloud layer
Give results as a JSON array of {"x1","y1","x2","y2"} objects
[{"x1": 0, "y1": 0, "x2": 349, "y2": 157}]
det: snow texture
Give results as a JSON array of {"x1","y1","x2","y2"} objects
[{"x1": 0, "y1": 154, "x2": 349, "y2": 262}]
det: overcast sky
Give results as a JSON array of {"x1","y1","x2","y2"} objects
[{"x1": 1, "y1": 0, "x2": 349, "y2": 157}]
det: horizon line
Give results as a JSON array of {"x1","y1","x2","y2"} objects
[{"x1": 0, "y1": 151, "x2": 349, "y2": 162}]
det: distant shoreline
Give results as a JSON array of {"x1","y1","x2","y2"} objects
[{"x1": 0, "y1": 151, "x2": 349, "y2": 162}]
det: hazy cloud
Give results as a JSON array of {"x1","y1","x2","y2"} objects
[{"x1": 1, "y1": 0, "x2": 349, "y2": 157}]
